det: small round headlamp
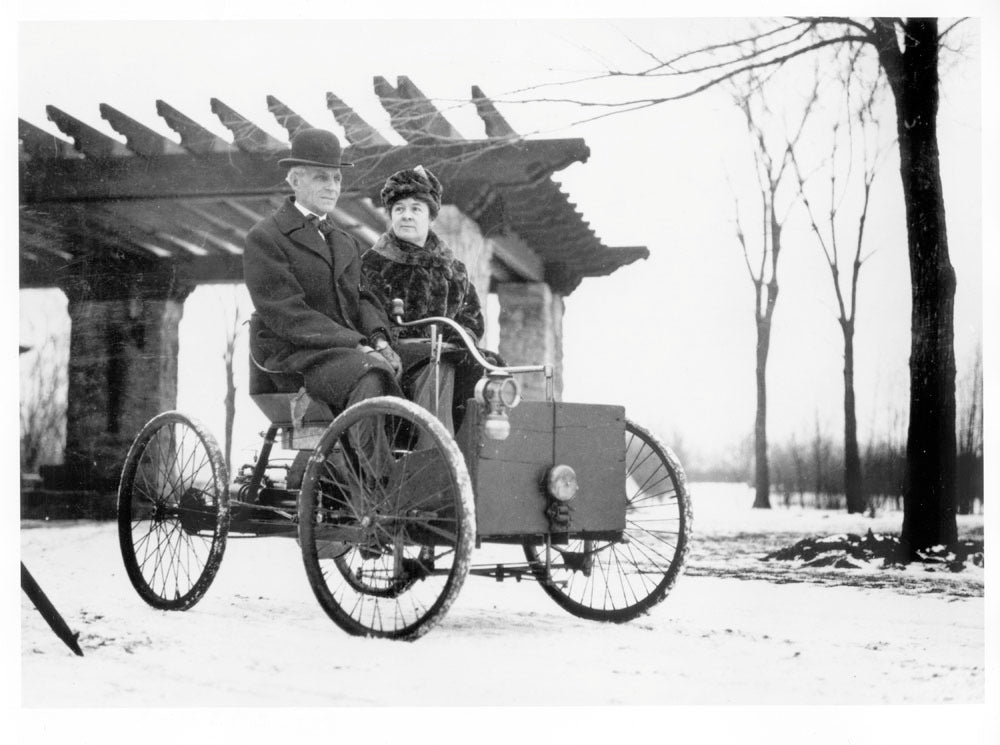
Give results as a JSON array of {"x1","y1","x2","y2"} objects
[
  {"x1": 475, "y1": 374, "x2": 521, "y2": 409},
  {"x1": 546, "y1": 464, "x2": 579, "y2": 502}
]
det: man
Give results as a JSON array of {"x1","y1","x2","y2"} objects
[{"x1": 244, "y1": 127, "x2": 402, "y2": 414}]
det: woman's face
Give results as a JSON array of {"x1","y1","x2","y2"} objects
[{"x1": 390, "y1": 197, "x2": 432, "y2": 247}]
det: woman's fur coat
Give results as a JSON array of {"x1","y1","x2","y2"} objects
[{"x1": 361, "y1": 229, "x2": 484, "y2": 342}]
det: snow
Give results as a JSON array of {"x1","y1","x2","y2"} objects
[{"x1": 14, "y1": 482, "x2": 991, "y2": 743}]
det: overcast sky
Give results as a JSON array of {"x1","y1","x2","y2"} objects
[{"x1": 13, "y1": 5, "x2": 992, "y2": 469}]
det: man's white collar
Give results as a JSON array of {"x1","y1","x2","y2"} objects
[{"x1": 293, "y1": 200, "x2": 326, "y2": 221}]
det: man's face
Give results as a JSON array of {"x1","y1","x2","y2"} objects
[{"x1": 289, "y1": 166, "x2": 342, "y2": 215}]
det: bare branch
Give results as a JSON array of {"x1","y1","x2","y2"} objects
[
  {"x1": 938, "y1": 17, "x2": 969, "y2": 41},
  {"x1": 658, "y1": 18, "x2": 807, "y2": 70},
  {"x1": 490, "y1": 35, "x2": 869, "y2": 113},
  {"x1": 733, "y1": 195, "x2": 757, "y2": 283},
  {"x1": 789, "y1": 16, "x2": 876, "y2": 40},
  {"x1": 639, "y1": 21, "x2": 818, "y2": 78},
  {"x1": 619, "y1": 28, "x2": 667, "y2": 68}
]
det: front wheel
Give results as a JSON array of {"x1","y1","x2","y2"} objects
[
  {"x1": 523, "y1": 419, "x2": 691, "y2": 622},
  {"x1": 298, "y1": 397, "x2": 475, "y2": 640},
  {"x1": 117, "y1": 411, "x2": 230, "y2": 610}
]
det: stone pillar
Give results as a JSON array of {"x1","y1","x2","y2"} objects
[
  {"x1": 59, "y1": 270, "x2": 193, "y2": 489},
  {"x1": 433, "y1": 206, "x2": 493, "y2": 337},
  {"x1": 496, "y1": 282, "x2": 564, "y2": 402}
]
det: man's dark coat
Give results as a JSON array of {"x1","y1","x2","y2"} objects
[{"x1": 244, "y1": 196, "x2": 392, "y2": 409}]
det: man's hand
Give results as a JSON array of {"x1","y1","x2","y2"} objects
[
  {"x1": 357, "y1": 341, "x2": 401, "y2": 378},
  {"x1": 373, "y1": 338, "x2": 403, "y2": 378}
]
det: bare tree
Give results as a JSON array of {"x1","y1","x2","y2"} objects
[
  {"x1": 220, "y1": 288, "x2": 244, "y2": 476},
  {"x1": 956, "y1": 342, "x2": 982, "y2": 515},
  {"x1": 791, "y1": 51, "x2": 895, "y2": 513},
  {"x1": 20, "y1": 333, "x2": 68, "y2": 474},
  {"x1": 496, "y1": 17, "x2": 969, "y2": 553},
  {"x1": 731, "y1": 70, "x2": 819, "y2": 509}
]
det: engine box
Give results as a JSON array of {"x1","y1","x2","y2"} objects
[{"x1": 456, "y1": 401, "x2": 626, "y2": 538}]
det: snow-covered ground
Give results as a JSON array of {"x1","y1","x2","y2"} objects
[{"x1": 14, "y1": 483, "x2": 990, "y2": 742}]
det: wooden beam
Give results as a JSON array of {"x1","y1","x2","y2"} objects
[
  {"x1": 46, "y1": 105, "x2": 131, "y2": 158},
  {"x1": 210, "y1": 98, "x2": 286, "y2": 153},
  {"x1": 18, "y1": 220, "x2": 75, "y2": 260},
  {"x1": 489, "y1": 233, "x2": 544, "y2": 282},
  {"x1": 74, "y1": 206, "x2": 176, "y2": 258},
  {"x1": 373, "y1": 76, "x2": 417, "y2": 142},
  {"x1": 99, "y1": 104, "x2": 186, "y2": 156},
  {"x1": 173, "y1": 254, "x2": 246, "y2": 285},
  {"x1": 395, "y1": 76, "x2": 464, "y2": 140},
  {"x1": 346, "y1": 139, "x2": 590, "y2": 195},
  {"x1": 156, "y1": 232, "x2": 210, "y2": 257},
  {"x1": 330, "y1": 207, "x2": 380, "y2": 245},
  {"x1": 21, "y1": 139, "x2": 591, "y2": 203},
  {"x1": 188, "y1": 227, "x2": 243, "y2": 255},
  {"x1": 22, "y1": 204, "x2": 173, "y2": 264},
  {"x1": 179, "y1": 201, "x2": 250, "y2": 240},
  {"x1": 156, "y1": 100, "x2": 235, "y2": 155},
  {"x1": 19, "y1": 119, "x2": 81, "y2": 160},
  {"x1": 326, "y1": 91, "x2": 391, "y2": 147},
  {"x1": 471, "y1": 85, "x2": 518, "y2": 139},
  {"x1": 222, "y1": 198, "x2": 269, "y2": 223},
  {"x1": 266, "y1": 95, "x2": 313, "y2": 139},
  {"x1": 374, "y1": 76, "x2": 463, "y2": 144},
  {"x1": 334, "y1": 197, "x2": 386, "y2": 231},
  {"x1": 488, "y1": 259, "x2": 516, "y2": 284}
]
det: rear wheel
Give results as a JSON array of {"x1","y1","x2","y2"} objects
[
  {"x1": 298, "y1": 397, "x2": 475, "y2": 640},
  {"x1": 523, "y1": 419, "x2": 691, "y2": 622},
  {"x1": 117, "y1": 411, "x2": 230, "y2": 610}
]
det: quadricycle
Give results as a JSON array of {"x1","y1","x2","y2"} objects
[{"x1": 117, "y1": 301, "x2": 692, "y2": 640}]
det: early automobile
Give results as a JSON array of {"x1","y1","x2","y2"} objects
[{"x1": 117, "y1": 302, "x2": 692, "y2": 640}]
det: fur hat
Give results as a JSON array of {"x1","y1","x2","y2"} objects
[
  {"x1": 380, "y1": 165, "x2": 443, "y2": 218},
  {"x1": 278, "y1": 128, "x2": 353, "y2": 168}
]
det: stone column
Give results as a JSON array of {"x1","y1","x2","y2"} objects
[
  {"x1": 496, "y1": 282, "x2": 564, "y2": 402},
  {"x1": 59, "y1": 269, "x2": 193, "y2": 489},
  {"x1": 433, "y1": 206, "x2": 493, "y2": 336}
]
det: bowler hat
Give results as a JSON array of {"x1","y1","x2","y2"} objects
[{"x1": 278, "y1": 128, "x2": 353, "y2": 168}]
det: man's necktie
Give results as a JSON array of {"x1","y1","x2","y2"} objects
[{"x1": 308, "y1": 214, "x2": 336, "y2": 240}]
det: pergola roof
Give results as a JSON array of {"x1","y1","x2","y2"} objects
[{"x1": 19, "y1": 76, "x2": 648, "y2": 295}]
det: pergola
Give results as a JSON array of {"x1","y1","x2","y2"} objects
[{"x1": 19, "y1": 76, "x2": 648, "y2": 490}]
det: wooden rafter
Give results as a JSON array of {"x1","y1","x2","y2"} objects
[
  {"x1": 99, "y1": 104, "x2": 186, "y2": 156},
  {"x1": 471, "y1": 85, "x2": 518, "y2": 139},
  {"x1": 395, "y1": 76, "x2": 464, "y2": 140},
  {"x1": 326, "y1": 92, "x2": 391, "y2": 148},
  {"x1": 179, "y1": 201, "x2": 250, "y2": 240},
  {"x1": 156, "y1": 100, "x2": 235, "y2": 155},
  {"x1": 46, "y1": 105, "x2": 130, "y2": 158},
  {"x1": 210, "y1": 98, "x2": 286, "y2": 153},
  {"x1": 266, "y1": 95, "x2": 313, "y2": 140},
  {"x1": 374, "y1": 75, "x2": 463, "y2": 144},
  {"x1": 18, "y1": 119, "x2": 81, "y2": 160}
]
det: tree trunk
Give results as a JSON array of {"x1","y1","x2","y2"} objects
[
  {"x1": 842, "y1": 321, "x2": 865, "y2": 513},
  {"x1": 224, "y1": 352, "x2": 236, "y2": 476},
  {"x1": 875, "y1": 18, "x2": 958, "y2": 553},
  {"x1": 753, "y1": 317, "x2": 771, "y2": 508}
]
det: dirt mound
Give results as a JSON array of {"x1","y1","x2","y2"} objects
[{"x1": 764, "y1": 529, "x2": 984, "y2": 572}]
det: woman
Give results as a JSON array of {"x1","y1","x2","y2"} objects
[{"x1": 361, "y1": 165, "x2": 498, "y2": 433}]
